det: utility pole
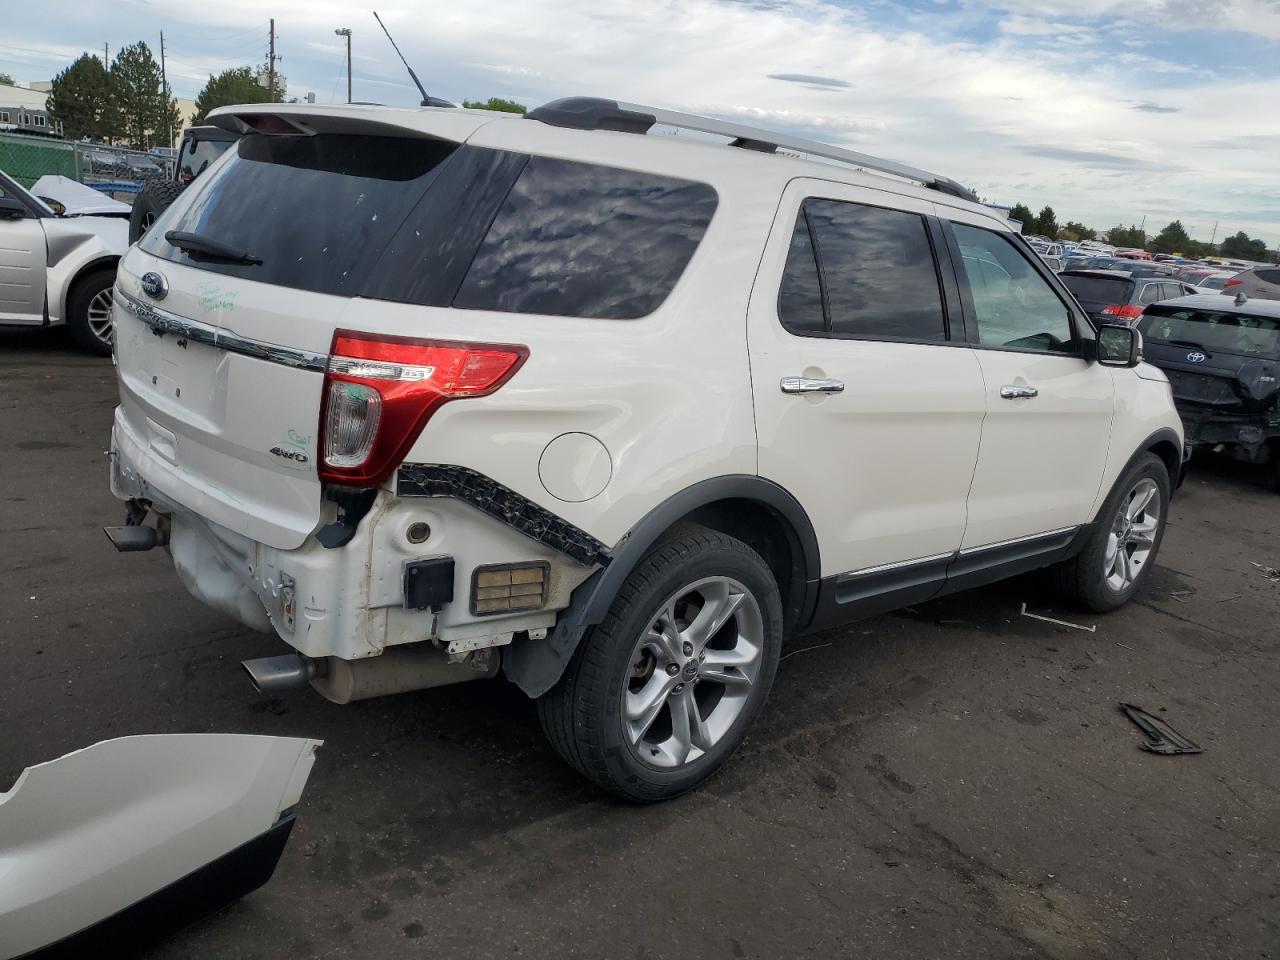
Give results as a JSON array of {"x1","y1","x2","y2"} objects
[
  {"x1": 159, "y1": 30, "x2": 171, "y2": 147},
  {"x1": 268, "y1": 19, "x2": 277, "y2": 103},
  {"x1": 103, "y1": 43, "x2": 109, "y2": 66},
  {"x1": 1210, "y1": 220, "x2": 1219, "y2": 246},
  {"x1": 335, "y1": 28, "x2": 352, "y2": 103}
]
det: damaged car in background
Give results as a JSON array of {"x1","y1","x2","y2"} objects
[
  {"x1": 1139, "y1": 293, "x2": 1280, "y2": 490},
  {"x1": 0, "y1": 734, "x2": 320, "y2": 959},
  {"x1": 0, "y1": 169, "x2": 126, "y2": 356}
]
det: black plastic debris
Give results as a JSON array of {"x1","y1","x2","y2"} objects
[{"x1": 1119, "y1": 702, "x2": 1203, "y2": 755}]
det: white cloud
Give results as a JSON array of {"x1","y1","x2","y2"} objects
[{"x1": 5, "y1": 0, "x2": 1278, "y2": 241}]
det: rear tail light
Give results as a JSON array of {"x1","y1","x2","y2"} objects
[
  {"x1": 1101, "y1": 304, "x2": 1143, "y2": 319},
  {"x1": 318, "y1": 331, "x2": 527, "y2": 486},
  {"x1": 1224, "y1": 278, "x2": 1242, "y2": 288}
]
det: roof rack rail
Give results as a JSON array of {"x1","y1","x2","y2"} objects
[{"x1": 525, "y1": 96, "x2": 979, "y2": 203}]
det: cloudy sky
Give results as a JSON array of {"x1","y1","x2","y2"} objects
[{"x1": 4, "y1": 0, "x2": 1278, "y2": 245}]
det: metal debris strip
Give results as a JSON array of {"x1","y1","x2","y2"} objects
[
  {"x1": 779, "y1": 642, "x2": 833, "y2": 662},
  {"x1": 1018, "y1": 603, "x2": 1097, "y2": 633},
  {"x1": 1119, "y1": 702, "x2": 1203, "y2": 755},
  {"x1": 1250, "y1": 562, "x2": 1280, "y2": 582}
]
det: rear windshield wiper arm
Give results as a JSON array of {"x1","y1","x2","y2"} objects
[
  {"x1": 1165, "y1": 338, "x2": 1210, "y2": 353},
  {"x1": 166, "y1": 230, "x2": 262, "y2": 266}
]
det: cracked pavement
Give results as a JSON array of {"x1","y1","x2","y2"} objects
[{"x1": 2, "y1": 328, "x2": 1278, "y2": 959}]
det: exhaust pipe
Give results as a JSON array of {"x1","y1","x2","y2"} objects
[
  {"x1": 104, "y1": 524, "x2": 169, "y2": 552},
  {"x1": 241, "y1": 654, "x2": 325, "y2": 695},
  {"x1": 241, "y1": 647, "x2": 498, "y2": 703}
]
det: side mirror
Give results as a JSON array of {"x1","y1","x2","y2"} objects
[
  {"x1": 0, "y1": 196, "x2": 27, "y2": 219},
  {"x1": 36, "y1": 195, "x2": 66, "y2": 216},
  {"x1": 1096, "y1": 323, "x2": 1142, "y2": 368}
]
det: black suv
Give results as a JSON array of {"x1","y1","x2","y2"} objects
[
  {"x1": 1061, "y1": 269, "x2": 1199, "y2": 324},
  {"x1": 1138, "y1": 293, "x2": 1280, "y2": 489}
]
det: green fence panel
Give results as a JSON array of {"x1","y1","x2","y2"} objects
[{"x1": 0, "y1": 133, "x2": 79, "y2": 187}]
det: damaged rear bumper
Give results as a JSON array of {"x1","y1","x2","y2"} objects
[{"x1": 0, "y1": 734, "x2": 321, "y2": 960}]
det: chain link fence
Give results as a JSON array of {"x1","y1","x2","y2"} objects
[
  {"x1": 0, "y1": 134, "x2": 174, "y2": 203},
  {"x1": 0, "y1": 133, "x2": 79, "y2": 187}
]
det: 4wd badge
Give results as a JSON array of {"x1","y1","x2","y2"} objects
[{"x1": 269, "y1": 446, "x2": 309, "y2": 465}]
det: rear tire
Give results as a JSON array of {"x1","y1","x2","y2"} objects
[
  {"x1": 128, "y1": 180, "x2": 186, "y2": 243},
  {"x1": 1051, "y1": 452, "x2": 1170, "y2": 612},
  {"x1": 66, "y1": 267, "x2": 116, "y2": 357},
  {"x1": 537, "y1": 529, "x2": 783, "y2": 802}
]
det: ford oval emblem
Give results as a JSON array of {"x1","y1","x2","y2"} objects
[
  {"x1": 1186, "y1": 351, "x2": 1206, "y2": 364},
  {"x1": 140, "y1": 271, "x2": 168, "y2": 300}
]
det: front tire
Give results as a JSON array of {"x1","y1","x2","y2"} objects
[
  {"x1": 1052, "y1": 452, "x2": 1170, "y2": 612},
  {"x1": 66, "y1": 267, "x2": 116, "y2": 357},
  {"x1": 537, "y1": 529, "x2": 783, "y2": 802}
]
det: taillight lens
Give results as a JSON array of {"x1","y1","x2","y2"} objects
[
  {"x1": 1102, "y1": 304, "x2": 1143, "y2": 319},
  {"x1": 318, "y1": 331, "x2": 527, "y2": 486},
  {"x1": 1224, "y1": 278, "x2": 1242, "y2": 288}
]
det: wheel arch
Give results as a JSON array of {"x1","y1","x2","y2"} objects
[
  {"x1": 57, "y1": 254, "x2": 119, "y2": 325},
  {"x1": 1141, "y1": 427, "x2": 1183, "y2": 492},
  {"x1": 504, "y1": 475, "x2": 821, "y2": 698}
]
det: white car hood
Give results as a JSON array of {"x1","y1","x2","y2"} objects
[{"x1": 31, "y1": 175, "x2": 131, "y2": 217}]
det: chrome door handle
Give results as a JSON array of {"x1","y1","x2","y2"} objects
[
  {"x1": 999, "y1": 384, "x2": 1039, "y2": 400},
  {"x1": 781, "y1": 376, "x2": 845, "y2": 395}
]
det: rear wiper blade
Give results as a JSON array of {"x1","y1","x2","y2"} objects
[
  {"x1": 166, "y1": 230, "x2": 262, "y2": 265},
  {"x1": 1166, "y1": 339, "x2": 1210, "y2": 353}
]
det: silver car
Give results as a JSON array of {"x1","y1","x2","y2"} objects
[
  {"x1": 1224, "y1": 266, "x2": 1280, "y2": 301},
  {"x1": 0, "y1": 169, "x2": 126, "y2": 354}
]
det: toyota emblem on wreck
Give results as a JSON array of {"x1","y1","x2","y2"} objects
[
  {"x1": 1186, "y1": 351, "x2": 1206, "y2": 364},
  {"x1": 141, "y1": 271, "x2": 168, "y2": 300}
]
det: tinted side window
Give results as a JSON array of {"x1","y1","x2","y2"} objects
[
  {"x1": 777, "y1": 209, "x2": 824, "y2": 335},
  {"x1": 1255, "y1": 269, "x2": 1280, "y2": 285},
  {"x1": 952, "y1": 223, "x2": 1075, "y2": 353},
  {"x1": 801, "y1": 198, "x2": 946, "y2": 341},
  {"x1": 1137, "y1": 282, "x2": 1163, "y2": 305},
  {"x1": 453, "y1": 157, "x2": 717, "y2": 319}
]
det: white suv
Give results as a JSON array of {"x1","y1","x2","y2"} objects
[{"x1": 108, "y1": 98, "x2": 1184, "y2": 801}]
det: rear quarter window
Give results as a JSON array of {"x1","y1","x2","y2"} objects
[{"x1": 453, "y1": 157, "x2": 718, "y2": 320}]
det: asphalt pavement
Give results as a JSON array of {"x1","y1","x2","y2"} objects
[{"x1": 2, "y1": 327, "x2": 1278, "y2": 960}]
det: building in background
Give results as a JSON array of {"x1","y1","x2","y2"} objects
[{"x1": 0, "y1": 82, "x2": 63, "y2": 137}]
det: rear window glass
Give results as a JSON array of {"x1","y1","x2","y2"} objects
[
  {"x1": 453, "y1": 157, "x2": 717, "y2": 319},
  {"x1": 178, "y1": 137, "x2": 233, "y2": 182},
  {"x1": 1140, "y1": 307, "x2": 1280, "y2": 356},
  {"x1": 796, "y1": 198, "x2": 946, "y2": 341},
  {"x1": 140, "y1": 135, "x2": 716, "y2": 319},
  {"x1": 1060, "y1": 274, "x2": 1135, "y2": 304},
  {"x1": 141, "y1": 134, "x2": 463, "y2": 297}
]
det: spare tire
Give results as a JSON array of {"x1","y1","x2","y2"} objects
[{"x1": 129, "y1": 180, "x2": 186, "y2": 243}]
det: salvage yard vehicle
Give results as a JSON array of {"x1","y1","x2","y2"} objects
[
  {"x1": 1139, "y1": 294, "x2": 1280, "y2": 489},
  {"x1": 1060, "y1": 269, "x2": 1201, "y2": 324},
  {"x1": 128, "y1": 124, "x2": 240, "y2": 244},
  {"x1": 0, "y1": 168, "x2": 125, "y2": 355},
  {"x1": 1223, "y1": 265, "x2": 1280, "y2": 302},
  {"x1": 106, "y1": 97, "x2": 1184, "y2": 801}
]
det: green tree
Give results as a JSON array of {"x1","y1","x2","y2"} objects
[
  {"x1": 1034, "y1": 205, "x2": 1059, "y2": 240},
  {"x1": 1105, "y1": 224, "x2": 1146, "y2": 248},
  {"x1": 0, "y1": 72, "x2": 14, "y2": 86},
  {"x1": 1007, "y1": 202, "x2": 1035, "y2": 232},
  {"x1": 192, "y1": 66, "x2": 281, "y2": 124},
  {"x1": 110, "y1": 41, "x2": 179, "y2": 149},
  {"x1": 48, "y1": 54, "x2": 115, "y2": 141},
  {"x1": 1151, "y1": 220, "x2": 1192, "y2": 254},
  {"x1": 462, "y1": 97, "x2": 527, "y2": 114},
  {"x1": 1061, "y1": 221, "x2": 1096, "y2": 242},
  {"x1": 1220, "y1": 231, "x2": 1268, "y2": 261}
]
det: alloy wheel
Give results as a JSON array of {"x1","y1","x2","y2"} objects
[
  {"x1": 1103, "y1": 477, "x2": 1161, "y2": 591},
  {"x1": 622, "y1": 576, "x2": 764, "y2": 768},
  {"x1": 86, "y1": 287, "x2": 115, "y2": 346}
]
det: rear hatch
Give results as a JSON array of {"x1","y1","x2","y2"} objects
[
  {"x1": 1138, "y1": 303, "x2": 1280, "y2": 417},
  {"x1": 1059, "y1": 272, "x2": 1136, "y2": 321},
  {"x1": 114, "y1": 106, "x2": 521, "y2": 549}
]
